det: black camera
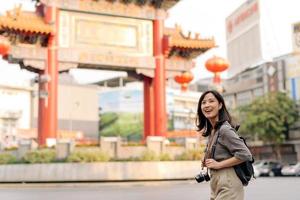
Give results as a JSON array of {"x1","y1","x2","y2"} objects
[{"x1": 195, "y1": 172, "x2": 210, "y2": 183}]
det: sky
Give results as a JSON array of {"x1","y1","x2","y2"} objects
[{"x1": 0, "y1": 0, "x2": 300, "y2": 84}]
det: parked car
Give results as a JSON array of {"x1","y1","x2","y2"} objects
[
  {"x1": 253, "y1": 160, "x2": 283, "y2": 177},
  {"x1": 281, "y1": 162, "x2": 300, "y2": 176}
]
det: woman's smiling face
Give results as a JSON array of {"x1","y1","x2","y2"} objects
[{"x1": 201, "y1": 92, "x2": 222, "y2": 121}]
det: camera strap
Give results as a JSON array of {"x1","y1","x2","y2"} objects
[
  {"x1": 211, "y1": 131, "x2": 221, "y2": 159},
  {"x1": 203, "y1": 131, "x2": 214, "y2": 163},
  {"x1": 202, "y1": 129, "x2": 220, "y2": 170}
]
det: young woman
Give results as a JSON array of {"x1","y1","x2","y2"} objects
[{"x1": 196, "y1": 90, "x2": 252, "y2": 200}]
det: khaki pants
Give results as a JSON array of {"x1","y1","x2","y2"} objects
[{"x1": 210, "y1": 167, "x2": 244, "y2": 200}]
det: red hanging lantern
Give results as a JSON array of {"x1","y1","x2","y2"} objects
[
  {"x1": 0, "y1": 36, "x2": 10, "y2": 56},
  {"x1": 174, "y1": 71, "x2": 194, "y2": 91},
  {"x1": 205, "y1": 56, "x2": 229, "y2": 84}
]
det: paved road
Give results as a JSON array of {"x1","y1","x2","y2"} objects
[{"x1": 0, "y1": 177, "x2": 299, "y2": 200}]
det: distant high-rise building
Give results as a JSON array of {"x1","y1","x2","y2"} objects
[
  {"x1": 226, "y1": 0, "x2": 263, "y2": 77},
  {"x1": 226, "y1": 0, "x2": 298, "y2": 77}
]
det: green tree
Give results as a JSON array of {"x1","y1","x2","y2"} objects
[{"x1": 238, "y1": 92, "x2": 298, "y2": 160}]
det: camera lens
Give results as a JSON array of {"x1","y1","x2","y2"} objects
[
  {"x1": 195, "y1": 173, "x2": 205, "y2": 183},
  {"x1": 195, "y1": 172, "x2": 210, "y2": 183},
  {"x1": 204, "y1": 173, "x2": 210, "y2": 181}
]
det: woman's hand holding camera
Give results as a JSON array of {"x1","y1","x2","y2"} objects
[{"x1": 205, "y1": 158, "x2": 222, "y2": 170}]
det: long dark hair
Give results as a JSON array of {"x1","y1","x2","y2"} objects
[{"x1": 196, "y1": 90, "x2": 233, "y2": 137}]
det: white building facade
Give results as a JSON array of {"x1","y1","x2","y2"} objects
[
  {"x1": 0, "y1": 84, "x2": 33, "y2": 147},
  {"x1": 226, "y1": 0, "x2": 300, "y2": 77}
]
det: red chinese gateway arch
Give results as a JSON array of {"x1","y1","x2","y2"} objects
[{"x1": 0, "y1": 0, "x2": 215, "y2": 145}]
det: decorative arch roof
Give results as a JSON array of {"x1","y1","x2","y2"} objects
[
  {"x1": 164, "y1": 25, "x2": 215, "y2": 59},
  {"x1": 0, "y1": 6, "x2": 51, "y2": 35},
  {"x1": 42, "y1": 0, "x2": 181, "y2": 10}
]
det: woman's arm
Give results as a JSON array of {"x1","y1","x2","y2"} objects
[
  {"x1": 218, "y1": 125, "x2": 253, "y2": 162},
  {"x1": 205, "y1": 157, "x2": 243, "y2": 170}
]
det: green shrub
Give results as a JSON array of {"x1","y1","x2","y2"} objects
[
  {"x1": 139, "y1": 150, "x2": 159, "y2": 161},
  {"x1": 23, "y1": 149, "x2": 56, "y2": 164},
  {"x1": 4, "y1": 146, "x2": 18, "y2": 151},
  {"x1": 0, "y1": 153, "x2": 17, "y2": 164},
  {"x1": 176, "y1": 149, "x2": 204, "y2": 161},
  {"x1": 159, "y1": 153, "x2": 172, "y2": 161},
  {"x1": 110, "y1": 157, "x2": 140, "y2": 162},
  {"x1": 66, "y1": 149, "x2": 110, "y2": 163}
]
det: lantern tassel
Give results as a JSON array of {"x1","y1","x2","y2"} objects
[
  {"x1": 213, "y1": 72, "x2": 221, "y2": 84},
  {"x1": 181, "y1": 83, "x2": 188, "y2": 92}
]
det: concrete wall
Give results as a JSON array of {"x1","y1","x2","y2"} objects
[
  {"x1": 98, "y1": 136, "x2": 200, "y2": 160},
  {"x1": 118, "y1": 146, "x2": 147, "y2": 159},
  {"x1": 0, "y1": 161, "x2": 201, "y2": 182}
]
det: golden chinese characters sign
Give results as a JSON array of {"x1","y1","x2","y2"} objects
[{"x1": 59, "y1": 11, "x2": 153, "y2": 57}]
